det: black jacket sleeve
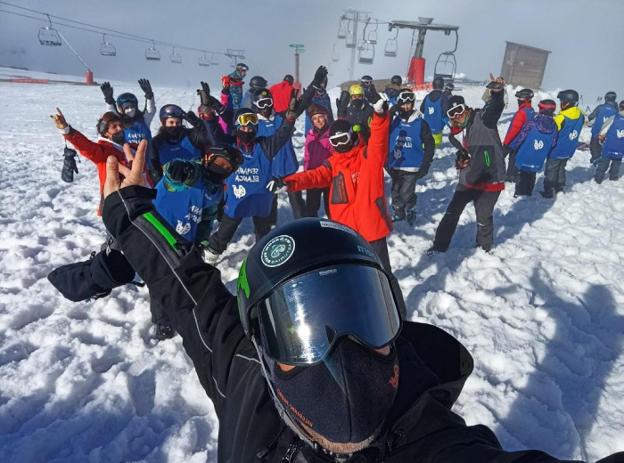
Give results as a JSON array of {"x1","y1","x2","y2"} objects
[
  {"x1": 449, "y1": 131, "x2": 465, "y2": 153},
  {"x1": 188, "y1": 123, "x2": 216, "y2": 152},
  {"x1": 420, "y1": 120, "x2": 435, "y2": 168},
  {"x1": 102, "y1": 186, "x2": 250, "y2": 417},
  {"x1": 258, "y1": 119, "x2": 296, "y2": 160},
  {"x1": 481, "y1": 90, "x2": 505, "y2": 129}
]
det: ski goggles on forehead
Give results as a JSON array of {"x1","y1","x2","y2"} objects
[
  {"x1": 447, "y1": 103, "x2": 467, "y2": 119},
  {"x1": 360, "y1": 79, "x2": 372, "y2": 86},
  {"x1": 397, "y1": 91, "x2": 416, "y2": 104},
  {"x1": 254, "y1": 97, "x2": 273, "y2": 109},
  {"x1": 328, "y1": 131, "x2": 352, "y2": 147},
  {"x1": 254, "y1": 264, "x2": 402, "y2": 365},
  {"x1": 236, "y1": 112, "x2": 259, "y2": 127}
]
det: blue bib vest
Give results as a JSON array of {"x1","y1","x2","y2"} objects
[
  {"x1": 387, "y1": 117, "x2": 425, "y2": 170},
  {"x1": 591, "y1": 104, "x2": 618, "y2": 138},
  {"x1": 258, "y1": 115, "x2": 299, "y2": 177},
  {"x1": 123, "y1": 118, "x2": 152, "y2": 146},
  {"x1": 154, "y1": 178, "x2": 223, "y2": 242},
  {"x1": 157, "y1": 136, "x2": 201, "y2": 166},
  {"x1": 550, "y1": 115, "x2": 584, "y2": 160},
  {"x1": 602, "y1": 114, "x2": 624, "y2": 160},
  {"x1": 514, "y1": 124, "x2": 557, "y2": 173},
  {"x1": 507, "y1": 107, "x2": 536, "y2": 150},
  {"x1": 224, "y1": 143, "x2": 273, "y2": 218},
  {"x1": 423, "y1": 95, "x2": 444, "y2": 134}
]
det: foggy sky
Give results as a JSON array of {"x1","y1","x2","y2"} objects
[{"x1": 0, "y1": 0, "x2": 622, "y2": 104}]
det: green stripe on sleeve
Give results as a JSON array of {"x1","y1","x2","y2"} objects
[{"x1": 142, "y1": 212, "x2": 178, "y2": 249}]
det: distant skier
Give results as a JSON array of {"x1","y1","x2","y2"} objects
[
  {"x1": 269, "y1": 74, "x2": 294, "y2": 113},
  {"x1": 594, "y1": 99, "x2": 624, "y2": 183},
  {"x1": 384, "y1": 74, "x2": 403, "y2": 106},
  {"x1": 540, "y1": 89, "x2": 585, "y2": 198},
  {"x1": 588, "y1": 91, "x2": 618, "y2": 164},
  {"x1": 387, "y1": 89, "x2": 435, "y2": 224},
  {"x1": 222, "y1": 62, "x2": 249, "y2": 111},
  {"x1": 430, "y1": 77, "x2": 506, "y2": 253},
  {"x1": 99, "y1": 78, "x2": 155, "y2": 147},
  {"x1": 420, "y1": 76, "x2": 450, "y2": 147},
  {"x1": 241, "y1": 75, "x2": 268, "y2": 109},
  {"x1": 502, "y1": 88, "x2": 535, "y2": 182},
  {"x1": 360, "y1": 74, "x2": 375, "y2": 102},
  {"x1": 510, "y1": 99, "x2": 558, "y2": 196},
  {"x1": 302, "y1": 103, "x2": 332, "y2": 217}
]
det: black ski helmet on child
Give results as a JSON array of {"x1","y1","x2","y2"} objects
[
  {"x1": 515, "y1": 88, "x2": 534, "y2": 101},
  {"x1": 605, "y1": 91, "x2": 617, "y2": 102},
  {"x1": 116, "y1": 92, "x2": 138, "y2": 110},
  {"x1": 557, "y1": 89, "x2": 579, "y2": 105},
  {"x1": 236, "y1": 218, "x2": 402, "y2": 362},
  {"x1": 249, "y1": 76, "x2": 268, "y2": 90},
  {"x1": 432, "y1": 76, "x2": 445, "y2": 90},
  {"x1": 390, "y1": 75, "x2": 402, "y2": 86}
]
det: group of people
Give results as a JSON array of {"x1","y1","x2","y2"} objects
[{"x1": 45, "y1": 63, "x2": 624, "y2": 462}]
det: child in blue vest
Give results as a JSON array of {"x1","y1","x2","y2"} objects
[
  {"x1": 420, "y1": 76, "x2": 449, "y2": 147},
  {"x1": 510, "y1": 100, "x2": 558, "y2": 196},
  {"x1": 388, "y1": 89, "x2": 436, "y2": 224},
  {"x1": 502, "y1": 88, "x2": 535, "y2": 182},
  {"x1": 541, "y1": 90, "x2": 585, "y2": 198},
  {"x1": 595, "y1": 100, "x2": 624, "y2": 183},
  {"x1": 588, "y1": 92, "x2": 619, "y2": 164}
]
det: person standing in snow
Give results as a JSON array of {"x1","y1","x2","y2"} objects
[
  {"x1": 384, "y1": 75, "x2": 403, "y2": 107},
  {"x1": 360, "y1": 74, "x2": 376, "y2": 102},
  {"x1": 336, "y1": 83, "x2": 374, "y2": 141},
  {"x1": 100, "y1": 144, "x2": 624, "y2": 462},
  {"x1": 588, "y1": 91, "x2": 619, "y2": 164},
  {"x1": 222, "y1": 62, "x2": 249, "y2": 111},
  {"x1": 269, "y1": 74, "x2": 295, "y2": 114},
  {"x1": 302, "y1": 103, "x2": 332, "y2": 217},
  {"x1": 387, "y1": 89, "x2": 435, "y2": 224},
  {"x1": 420, "y1": 76, "x2": 450, "y2": 148},
  {"x1": 304, "y1": 71, "x2": 334, "y2": 135},
  {"x1": 510, "y1": 99, "x2": 559, "y2": 197},
  {"x1": 594, "y1": 100, "x2": 624, "y2": 183},
  {"x1": 502, "y1": 88, "x2": 535, "y2": 182},
  {"x1": 430, "y1": 77, "x2": 506, "y2": 253},
  {"x1": 99, "y1": 79, "x2": 155, "y2": 147},
  {"x1": 241, "y1": 75, "x2": 269, "y2": 109},
  {"x1": 540, "y1": 89, "x2": 585, "y2": 198}
]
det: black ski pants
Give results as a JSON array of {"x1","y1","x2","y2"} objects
[
  {"x1": 209, "y1": 213, "x2": 273, "y2": 254},
  {"x1": 544, "y1": 158, "x2": 568, "y2": 194},
  {"x1": 595, "y1": 157, "x2": 622, "y2": 182},
  {"x1": 514, "y1": 171, "x2": 537, "y2": 196},
  {"x1": 506, "y1": 150, "x2": 519, "y2": 182},
  {"x1": 389, "y1": 169, "x2": 418, "y2": 217},
  {"x1": 369, "y1": 237, "x2": 406, "y2": 318},
  {"x1": 589, "y1": 137, "x2": 602, "y2": 163},
  {"x1": 433, "y1": 187, "x2": 501, "y2": 252},
  {"x1": 304, "y1": 188, "x2": 330, "y2": 218}
]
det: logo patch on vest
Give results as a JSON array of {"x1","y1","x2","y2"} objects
[
  {"x1": 261, "y1": 235, "x2": 296, "y2": 267},
  {"x1": 428, "y1": 107, "x2": 435, "y2": 115},
  {"x1": 233, "y1": 185, "x2": 247, "y2": 199},
  {"x1": 534, "y1": 139, "x2": 545, "y2": 150},
  {"x1": 617, "y1": 129, "x2": 624, "y2": 139},
  {"x1": 569, "y1": 130, "x2": 579, "y2": 141}
]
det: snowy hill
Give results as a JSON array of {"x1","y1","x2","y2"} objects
[{"x1": 0, "y1": 70, "x2": 623, "y2": 462}]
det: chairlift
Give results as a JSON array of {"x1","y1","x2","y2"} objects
[
  {"x1": 331, "y1": 43, "x2": 340, "y2": 63},
  {"x1": 99, "y1": 34, "x2": 116, "y2": 57},
  {"x1": 359, "y1": 42, "x2": 375, "y2": 64},
  {"x1": 170, "y1": 47, "x2": 182, "y2": 64},
  {"x1": 364, "y1": 18, "x2": 378, "y2": 45},
  {"x1": 337, "y1": 16, "x2": 348, "y2": 39},
  {"x1": 433, "y1": 29, "x2": 459, "y2": 81},
  {"x1": 198, "y1": 53, "x2": 210, "y2": 67},
  {"x1": 384, "y1": 27, "x2": 399, "y2": 57},
  {"x1": 145, "y1": 41, "x2": 161, "y2": 61},
  {"x1": 38, "y1": 14, "x2": 62, "y2": 47},
  {"x1": 210, "y1": 54, "x2": 219, "y2": 65}
]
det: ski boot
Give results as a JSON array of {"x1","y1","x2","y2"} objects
[
  {"x1": 202, "y1": 247, "x2": 222, "y2": 265},
  {"x1": 406, "y1": 208, "x2": 417, "y2": 225},
  {"x1": 391, "y1": 206, "x2": 405, "y2": 223}
]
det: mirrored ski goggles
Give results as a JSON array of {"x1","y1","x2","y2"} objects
[
  {"x1": 447, "y1": 103, "x2": 467, "y2": 119},
  {"x1": 397, "y1": 91, "x2": 416, "y2": 104},
  {"x1": 236, "y1": 112, "x2": 259, "y2": 127},
  {"x1": 254, "y1": 98, "x2": 274, "y2": 109},
  {"x1": 328, "y1": 131, "x2": 352, "y2": 147},
  {"x1": 254, "y1": 264, "x2": 401, "y2": 365}
]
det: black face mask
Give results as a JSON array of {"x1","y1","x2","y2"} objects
[
  {"x1": 259, "y1": 107, "x2": 273, "y2": 119},
  {"x1": 111, "y1": 132, "x2": 126, "y2": 145},
  {"x1": 351, "y1": 99, "x2": 365, "y2": 110},
  {"x1": 163, "y1": 126, "x2": 185, "y2": 141},
  {"x1": 205, "y1": 163, "x2": 233, "y2": 180},
  {"x1": 398, "y1": 108, "x2": 413, "y2": 120},
  {"x1": 269, "y1": 339, "x2": 399, "y2": 448},
  {"x1": 237, "y1": 128, "x2": 256, "y2": 145},
  {"x1": 334, "y1": 141, "x2": 354, "y2": 154}
]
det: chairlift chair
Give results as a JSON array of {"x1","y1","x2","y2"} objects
[
  {"x1": 38, "y1": 14, "x2": 62, "y2": 46},
  {"x1": 145, "y1": 41, "x2": 161, "y2": 61},
  {"x1": 99, "y1": 34, "x2": 116, "y2": 57},
  {"x1": 345, "y1": 19, "x2": 356, "y2": 48},
  {"x1": 210, "y1": 54, "x2": 219, "y2": 65},
  {"x1": 170, "y1": 47, "x2": 182, "y2": 64},
  {"x1": 198, "y1": 53, "x2": 210, "y2": 67},
  {"x1": 433, "y1": 29, "x2": 458, "y2": 81},
  {"x1": 384, "y1": 28, "x2": 399, "y2": 57},
  {"x1": 359, "y1": 42, "x2": 375, "y2": 64},
  {"x1": 366, "y1": 19, "x2": 378, "y2": 45},
  {"x1": 337, "y1": 16, "x2": 348, "y2": 39}
]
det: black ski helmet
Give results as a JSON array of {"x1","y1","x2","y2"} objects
[
  {"x1": 515, "y1": 88, "x2": 534, "y2": 101},
  {"x1": 605, "y1": 91, "x2": 617, "y2": 102},
  {"x1": 557, "y1": 89, "x2": 579, "y2": 105},
  {"x1": 251, "y1": 88, "x2": 273, "y2": 112},
  {"x1": 116, "y1": 92, "x2": 138, "y2": 109},
  {"x1": 390, "y1": 75, "x2": 402, "y2": 86},
  {"x1": 236, "y1": 218, "x2": 399, "y2": 339},
  {"x1": 159, "y1": 104, "x2": 184, "y2": 122},
  {"x1": 249, "y1": 75, "x2": 268, "y2": 90},
  {"x1": 432, "y1": 76, "x2": 445, "y2": 90}
]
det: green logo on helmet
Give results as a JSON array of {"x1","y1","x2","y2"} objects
[{"x1": 261, "y1": 235, "x2": 296, "y2": 268}]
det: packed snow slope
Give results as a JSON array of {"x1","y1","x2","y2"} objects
[{"x1": 0, "y1": 71, "x2": 623, "y2": 462}]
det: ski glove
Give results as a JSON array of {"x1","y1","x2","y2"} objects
[
  {"x1": 373, "y1": 93, "x2": 389, "y2": 115},
  {"x1": 138, "y1": 78, "x2": 154, "y2": 100},
  {"x1": 455, "y1": 150, "x2": 470, "y2": 169},
  {"x1": 100, "y1": 82, "x2": 115, "y2": 105},
  {"x1": 61, "y1": 147, "x2": 79, "y2": 183},
  {"x1": 285, "y1": 89, "x2": 309, "y2": 123},
  {"x1": 311, "y1": 65, "x2": 328, "y2": 89},
  {"x1": 198, "y1": 81, "x2": 226, "y2": 115},
  {"x1": 336, "y1": 90, "x2": 350, "y2": 118},
  {"x1": 184, "y1": 110, "x2": 202, "y2": 127},
  {"x1": 266, "y1": 177, "x2": 287, "y2": 194}
]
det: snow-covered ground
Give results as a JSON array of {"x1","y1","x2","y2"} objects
[{"x1": 0, "y1": 70, "x2": 623, "y2": 462}]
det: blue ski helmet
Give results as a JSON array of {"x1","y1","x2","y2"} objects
[{"x1": 116, "y1": 92, "x2": 138, "y2": 109}]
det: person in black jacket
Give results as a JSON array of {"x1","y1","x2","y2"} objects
[{"x1": 99, "y1": 145, "x2": 623, "y2": 463}]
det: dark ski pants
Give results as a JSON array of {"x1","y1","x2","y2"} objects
[
  {"x1": 389, "y1": 169, "x2": 418, "y2": 218},
  {"x1": 268, "y1": 192, "x2": 306, "y2": 226},
  {"x1": 595, "y1": 157, "x2": 622, "y2": 183},
  {"x1": 369, "y1": 237, "x2": 406, "y2": 318},
  {"x1": 209, "y1": 213, "x2": 272, "y2": 254},
  {"x1": 305, "y1": 188, "x2": 329, "y2": 217},
  {"x1": 506, "y1": 150, "x2": 518, "y2": 182},
  {"x1": 433, "y1": 187, "x2": 501, "y2": 252},
  {"x1": 514, "y1": 171, "x2": 537, "y2": 196},
  {"x1": 589, "y1": 137, "x2": 602, "y2": 163},
  {"x1": 543, "y1": 158, "x2": 568, "y2": 195}
]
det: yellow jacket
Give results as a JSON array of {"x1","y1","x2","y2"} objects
[{"x1": 554, "y1": 106, "x2": 584, "y2": 131}]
